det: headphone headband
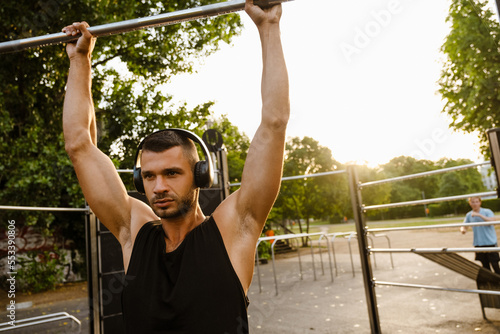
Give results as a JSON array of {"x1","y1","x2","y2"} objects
[{"x1": 133, "y1": 129, "x2": 214, "y2": 194}]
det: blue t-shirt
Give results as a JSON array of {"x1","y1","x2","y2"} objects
[{"x1": 463, "y1": 207, "x2": 497, "y2": 246}]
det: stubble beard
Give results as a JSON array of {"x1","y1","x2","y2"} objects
[{"x1": 151, "y1": 188, "x2": 198, "y2": 219}]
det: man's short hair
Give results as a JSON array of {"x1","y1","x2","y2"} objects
[
  {"x1": 141, "y1": 130, "x2": 199, "y2": 168},
  {"x1": 468, "y1": 196, "x2": 482, "y2": 203}
]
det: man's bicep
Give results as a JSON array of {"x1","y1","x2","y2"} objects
[
  {"x1": 71, "y1": 145, "x2": 133, "y2": 237},
  {"x1": 237, "y1": 126, "x2": 285, "y2": 222}
]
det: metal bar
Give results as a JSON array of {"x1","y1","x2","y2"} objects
[
  {"x1": 230, "y1": 169, "x2": 345, "y2": 187},
  {"x1": 318, "y1": 234, "x2": 326, "y2": 276},
  {"x1": 0, "y1": 0, "x2": 292, "y2": 54},
  {"x1": 0, "y1": 312, "x2": 81, "y2": 332},
  {"x1": 279, "y1": 170, "x2": 346, "y2": 182},
  {"x1": 328, "y1": 233, "x2": 353, "y2": 277},
  {"x1": 87, "y1": 211, "x2": 100, "y2": 334},
  {"x1": 0, "y1": 205, "x2": 89, "y2": 212},
  {"x1": 325, "y1": 237, "x2": 334, "y2": 282},
  {"x1": 116, "y1": 169, "x2": 133, "y2": 173},
  {"x1": 375, "y1": 280, "x2": 500, "y2": 296},
  {"x1": 367, "y1": 235, "x2": 376, "y2": 269},
  {"x1": 347, "y1": 233, "x2": 356, "y2": 277},
  {"x1": 296, "y1": 238, "x2": 303, "y2": 280},
  {"x1": 255, "y1": 239, "x2": 263, "y2": 293},
  {"x1": 495, "y1": 0, "x2": 500, "y2": 23},
  {"x1": 368, "y1": 220, "x2": 500, "y2": 233},
  {"x1": 318, "y1": 234, "x2": 335, "y2": 282},
  {"x1": 371, "y1": 233, "x2": 394, "y2": 269},
  {"x1": 370, "y1": 247, "x2": 500, "y2": 254},
  {"x1": 347, "y1": 165, "x2": 381, "y2": 334},
  {"x1": 308, "y1": 236, "x2": 317, "y2": 281},
  {"x1": 271, "y1": 238, "x2": 279, "y2": 295},
  {"x1": 360, "y1": 161, "x2": 490, "y2": 188},
  {"x1": 363, "y1": 191, "x2": 497, "y2": 211},
  {"x1": 258, "y1": 232, "x2": 324, "y2": 295}
]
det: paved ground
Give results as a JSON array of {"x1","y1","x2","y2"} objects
[
  {"x1": 247, "y1": 227, "x2": 500, "y2": 333},
  {"x1": 2, "y1": 226, "x2": 500, "y2": 333}
]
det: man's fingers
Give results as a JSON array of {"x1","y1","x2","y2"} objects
[{"x1": 61, "y1": 22, "x2": 92, "y2": 38}]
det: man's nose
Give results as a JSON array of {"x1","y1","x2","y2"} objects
[{"x1": 153, "y1": 176, "x2": 170, "y2": 194}]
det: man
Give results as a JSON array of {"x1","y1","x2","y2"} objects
[
  {"x1": 61, "y1": 0, "x2": 289, "y2": 332},
  {"x1": 461, "y1": 196, "x2": 500, "y2": 274}
]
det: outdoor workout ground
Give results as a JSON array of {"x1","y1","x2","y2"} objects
[{"x1": 2, "y1": 222, "x2": 500, "y2": 333}]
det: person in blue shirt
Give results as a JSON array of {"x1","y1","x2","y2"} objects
[{"x1": 461, "y1": 196, "x2": 500, "y2": 273}]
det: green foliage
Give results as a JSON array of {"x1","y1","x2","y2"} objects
[
  {"x1": 439, "y1": 0, "x2": 500, "y2": 154},
  {"x1": 0, "y1": 1, "x2": 241, "y2": 231},
  {"x1": 257, "y1": 239, "x2": 271, "y2": 260},
  {"x1": 16, "y1": 249, "x2": 65, "y2": 293},
  {"x1": 273, "y1": 137, "x2": 346, "y2": 236},
  {"x1": 0, "y1": 0, "x2": 242, "y2": 291},
  {"x1": 210, "y1": 114, "x2": 250, "y2": 184}
]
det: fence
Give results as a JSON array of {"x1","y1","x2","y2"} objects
[{"x1": 348, "y1": 161, "x2": 499, "y2": 333}]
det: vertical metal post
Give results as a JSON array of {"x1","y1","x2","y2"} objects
[
  {"x1": 495, "y1": 0, "x2": 500, "y2": 23},
  {"x1": 271, "y1": 239, "x2": 279, "y2": 296},
  {"x1": 255, "y1": 240, "x2": 263, "y2": 293},
  {"x1": 308, "y1": 237, "x2": 317, "y2": 281},
  {"x1": 347, "y1": 165, "x2": 381, "y2": 334},
  {"x1": 86, "y1": 209, "x2": 101, "y2": 334},
  {"x1": 347, "y1": 233, "x2": 356, "y2": 277}
]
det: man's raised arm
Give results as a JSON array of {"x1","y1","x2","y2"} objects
[
  {"x1": 62, "y1": 22, "x2": 155, "y2": 245},
  {"x1": 215, "y1": 1, "x2": 290, "y2": 234},
  {"x1": 238, "y1": 0, "x2": 290, "y2": 225}
]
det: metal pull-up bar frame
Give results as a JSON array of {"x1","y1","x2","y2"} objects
[
  {"x1": 348, "y1": 161, "x2": 499, "y2": 334},
  {"x1": 0, "y1": 0, "x2": 292, "y2": 54}
]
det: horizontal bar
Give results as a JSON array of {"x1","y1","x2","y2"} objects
[
  {"x1": 280, "y1": 170, "x2": 346, "y2": 182},
  {"x1": 371, "y1": 247, "x2": 500, "y2": 253},
  {"x1": 0, "y1": 312, "x2": 81, "y2": 331},
  {"x1": 0, "y1": 0, "x2": 291, "y2": 54},
  {"x1": 117, "y1": 169, "x2": 133, "y2": 173},
  {"x1": 360, "y1": 161, "x2": 490, "y2": 188},
  {"x1": 375, "y1": 281, "x2": 500, "y2": 296},
  {"x1": 0, "y1": 205, "x2": 89, "y2": 212},
  {"x1": 363, "y1": 191, "x2": 497, "y2": 211},
  {"x1": 230, "y1": 169, "x2": 346, "y2": 187},
  {"x1": 368, "y1": 220, "x2": 500, "y2": 233},
  {"x1": 258, "y1": 232, "x2": 324, "y2": 242}
]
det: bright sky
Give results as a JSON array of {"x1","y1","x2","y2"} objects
[{"x1": 164, "y1": 0, "x2": 495, "y2": 167}]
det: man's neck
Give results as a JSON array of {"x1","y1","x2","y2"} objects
[{"x1": 161, "y1": 206, "x2": 206, "y2": 252}]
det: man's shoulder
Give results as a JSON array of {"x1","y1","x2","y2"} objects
[{"x1": 481, "y1": 207, "x2": 494, "y2": 216}]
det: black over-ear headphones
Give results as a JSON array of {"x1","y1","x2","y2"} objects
[{"x1": 133, "y1": 129, "x2": 214, "y2": 194}]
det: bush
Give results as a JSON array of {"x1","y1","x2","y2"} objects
[
  {"x1": 257, "y1": 239, "x2": 272, "y2": 260},
  {"x1": 16, "y1": 249, "x2": 65, "y2": 293}
]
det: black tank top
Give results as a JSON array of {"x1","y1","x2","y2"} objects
[{"x1": 121, "y1": 216, "x2": 249, "y2": 334}]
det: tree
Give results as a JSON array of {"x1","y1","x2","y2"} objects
[
  {"x1": 355, "y1": 165, "x2": 391, "y2": 221},
  {"x1": 439, "y1": 0, "x2": 500, "y2": 153},
  {"x1": 210, "y1": 114, "x2": 250, "y2": 184},
  {"x1": 0, "y1": 0, "x2": 242, "y2": 277},
  {"x1": 273, "y1": 137, "x2": 344, "y2": 244},
  {"x1": 378, "y1": 156, "x2": 440, "y2": 219},
  {"x1": 435, "y1": 158, "x2": 486, "y2": 215}
]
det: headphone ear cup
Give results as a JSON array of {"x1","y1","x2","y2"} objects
[
  {"x1": 194, "y1": 160, "x2": 213, "y2": 188},
  {"x1": 133, "y1": 167, "x2": 145, "y2": 194}
]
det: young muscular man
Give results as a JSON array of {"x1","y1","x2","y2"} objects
[{"x1": 62, "y1": 0, "x2": 289, "y2": 332}]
